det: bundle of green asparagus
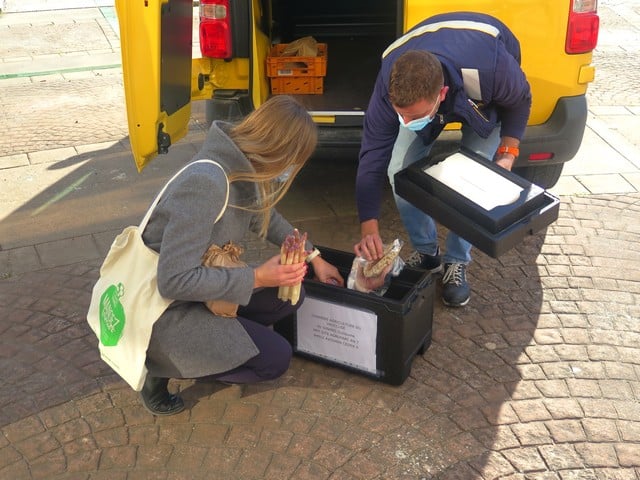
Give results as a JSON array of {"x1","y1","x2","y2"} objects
[{"x1": 278, "y1": 229, "x2": 308, "y2": 305}]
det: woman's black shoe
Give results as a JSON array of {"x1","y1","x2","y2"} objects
[{"x1": 140, "y1": 376, "x2": 185, "y2": 416}]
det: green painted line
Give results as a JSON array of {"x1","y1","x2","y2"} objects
[
  {"x1": 31, "y1": 171, "x2": 96, "y2": 217},
  {"x1": 0, "y1": 63, "x2": 122, "y2": 80},
  {"x1": 100, "y1": 6, "x2": 120, "y2": 37}
]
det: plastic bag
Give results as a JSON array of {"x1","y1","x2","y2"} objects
[{"x1": 347, "y1": 239, "x2": 405, "y2": 296}]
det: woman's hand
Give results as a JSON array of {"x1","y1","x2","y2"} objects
[
  {"x1": 253, "y1": 254, "x2": 307, "y2": 288},
  {"x1": 311, "y1": 257, "x2": 345, "y2": 286}
]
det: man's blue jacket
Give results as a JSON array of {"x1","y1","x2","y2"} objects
[{"x1": 356, "y1": 12, "x2": 532, "y2": 223}]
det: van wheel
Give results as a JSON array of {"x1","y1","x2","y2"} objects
[{"x1": 512, "y1": 163, "x2": 564, "y2": 189}]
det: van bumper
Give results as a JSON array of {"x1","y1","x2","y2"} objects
[
  {"x1": 205, "y1": 94, "x2": 588, "y2": 167},
  {"x1": 435, "y1": 95, "x2": 589, "y2": 166},
  {"x1": 518, "y1": 95, "x2": 588, "y2": 166},
  {"x1": 312, "y1": 95, "x2": 588, "y2": 165}
]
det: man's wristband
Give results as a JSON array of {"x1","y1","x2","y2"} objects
[
  {"x1": 305, "y1": 248, "x2": 321, "y2": 264},
  {"x1": 497, "y1": 145, "x2": 519, "y2": 157}
]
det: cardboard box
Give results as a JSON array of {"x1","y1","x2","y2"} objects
[
  {"x1": 394, "y1": 148, "x2": 560, "y2": 258},
  {"x1": 274, "y1": 246, "x2": 434, "y2": 385}
]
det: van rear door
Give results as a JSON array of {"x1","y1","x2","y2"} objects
[
  {"x1": 116, "y1": 0, "x2": 193, "y2": 171},
  {"x1": 248, "y1": 0, "x2": 271, "y2": 110}
]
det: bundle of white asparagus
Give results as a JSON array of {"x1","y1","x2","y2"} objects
[{"x1": 278, "y1": 229, "x2": 308, "y2": 305}]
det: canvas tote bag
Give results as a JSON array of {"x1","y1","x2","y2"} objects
[{"x1": 87, "y1": 159, "x2": 229, "y2": 391}]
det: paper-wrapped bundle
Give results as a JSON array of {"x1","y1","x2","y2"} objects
[
  {"x1": 201, "y1": 241, "x2": 247, "y2": 317},
  {"x1": 280, "y1": 36, "x2": 318, "y2": 57}
]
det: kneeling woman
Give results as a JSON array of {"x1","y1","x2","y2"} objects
[{"x1": 140, "y1": 96, "x2": 344, "y2": 415}]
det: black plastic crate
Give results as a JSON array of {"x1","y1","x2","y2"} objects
[
  {"x1": 395, "y1": 148, "x2": 560, "y2": 258},
  {"x1": 275, "y1": 246, "x2": 434, "y2": 385}
]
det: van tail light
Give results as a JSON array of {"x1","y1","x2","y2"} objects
[
  {"x1": 566, "y1": 0, "x2": 599, "y2": 54},
  {"x1": 200, "y1": 0, "x2": 232, "y2": 59},
  {"x1": 528, "y1": 152, "x2": 555, "y2": 161}
]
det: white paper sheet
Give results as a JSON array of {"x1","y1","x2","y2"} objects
[
  {"x1": 295, "y1": 297, "x2": 378, "y2": 375},
  {"x1": 424, "y1": 152, "x2": 524, "y2": 210}
]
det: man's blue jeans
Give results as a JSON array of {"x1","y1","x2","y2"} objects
[{"x1": 387, "y1": 124, "x2": 501, "y2": 264}]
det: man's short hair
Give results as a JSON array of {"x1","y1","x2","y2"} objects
[{"x1": 389, "y1": 50, "x2": 444, "y2": 107}]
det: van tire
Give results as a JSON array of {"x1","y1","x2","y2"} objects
[{"x1": 513, "y1": 163, "x2": 564, "y2": 189}]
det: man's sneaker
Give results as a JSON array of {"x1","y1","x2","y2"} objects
[
  {"x1": 441, "y1": 263, "x2": 470, "y2": 307},
  {"x1": 405, "y1": 247, "x2": 443, "y2": 273}
]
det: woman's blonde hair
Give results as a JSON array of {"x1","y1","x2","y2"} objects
[
  {"x1": 228, "y1": 95, "x2": 318, "y2": 237},
  {"x1": 389, "y1": 50, "x2": 443, "y2": 107}
]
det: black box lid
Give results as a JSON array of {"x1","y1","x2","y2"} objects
[
  {"x1": 403, "y1": 148, "x2": 547, "y2": 233},
  {"x1": 395, "y1": 149, "x2": 560, "y2": 258}
]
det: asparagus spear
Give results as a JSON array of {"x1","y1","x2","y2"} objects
[
  {"x1": 278, "y1": 229, "x2": 308, "y2": 305},
  {"x1": 278, "y1": 238, "x2": 289, "y2": 300},
  {"x1": 278, "y1": 236, "x2": 295, "y2": 301},
  {"x1": 289, "y1": 231, "x2": 307, "y2": 305}
]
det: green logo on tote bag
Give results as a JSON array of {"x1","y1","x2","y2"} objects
[{"x1": 99, "y1": 283, "x2": 126, "y2": 346}]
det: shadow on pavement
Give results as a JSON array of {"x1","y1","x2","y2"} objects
[
  {"x1": 168, "y1": 229, "x2": 546, "y2": 477},
  {"x1": 0, "y1": 138, "x2": 197, "y2": 252},
  {"x1": 0, "y1": 133, "x2": 548, "y2": 476}
]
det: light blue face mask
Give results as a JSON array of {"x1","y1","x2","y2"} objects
[
  {"x1": 398, "y1": 112, "x2": 435, "y2": 131},
  {"x1": 397, "y1": 95, "x2": 440, "y2": 131}
]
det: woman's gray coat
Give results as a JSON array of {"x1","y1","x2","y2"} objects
[{"x1": 141, "y1": 121, "x2": 307, "y2": 378}]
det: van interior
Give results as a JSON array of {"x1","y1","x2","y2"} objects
[{"x1": 269, "y1": 0, "x2": 401, "y2": 115}]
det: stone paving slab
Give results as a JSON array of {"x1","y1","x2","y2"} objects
[
  {"x1": 0, "y1": 193, "x2": 639, "y2": 479},
  {"x1": 1, "y1": 0, "x2": 112, "y2": 13},
  {"x1": 0, "y1": 1, "x2": 639, "y2": 478}
]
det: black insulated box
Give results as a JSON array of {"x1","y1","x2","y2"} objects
[
  {"x1": 394, "y1": 148, "x2": 560, "y2": 258},
  {"x1": 274, "y1": 246, "x2": 435, "y2": 385}
]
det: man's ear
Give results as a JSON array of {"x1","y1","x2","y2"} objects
[{"x1": 440, "y1": 85, "x2": 450, "y2": 100}]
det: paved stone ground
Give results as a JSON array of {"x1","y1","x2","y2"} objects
[
  {"x1": 0, "y1": 72, "x2": 128, "y2": 158},
  {"x1": 589, "y1": 1, "x2": 640, "y2": 108},
  {"x1": 1, "y1": 193, "x2": 639, "y2": 479},
  {"x1": 0, "y1": 1, "x2": 639, "y2": 478}
]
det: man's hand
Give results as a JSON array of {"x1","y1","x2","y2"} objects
[
  {"x1": 495, "y1": 136, "x2": 519, "y2": 171},
  {"x1": 495, "y1": 154, "x2": 516, "y2": 171},
  {"x1": 354, "y1": 219, "x2": 384, "y2": 261}
]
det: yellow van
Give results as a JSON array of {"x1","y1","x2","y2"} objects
[{"x1": 116, "y1": 0, "x2": 599, "y2": 188}]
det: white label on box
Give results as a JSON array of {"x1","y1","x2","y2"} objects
[
  {"x1": 295, "y1": 296, "x2": 378, "y2": 375},
  {"x1": 424, "y1": 152, "x2": 524, "y2": 210}
]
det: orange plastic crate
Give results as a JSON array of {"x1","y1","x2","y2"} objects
[
  {"x1": 270, "y1": 75, "x2": 324, "y2": 95},
  {"x1": 266, "y1": 43, "x2": 327, "y2": 78}
]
